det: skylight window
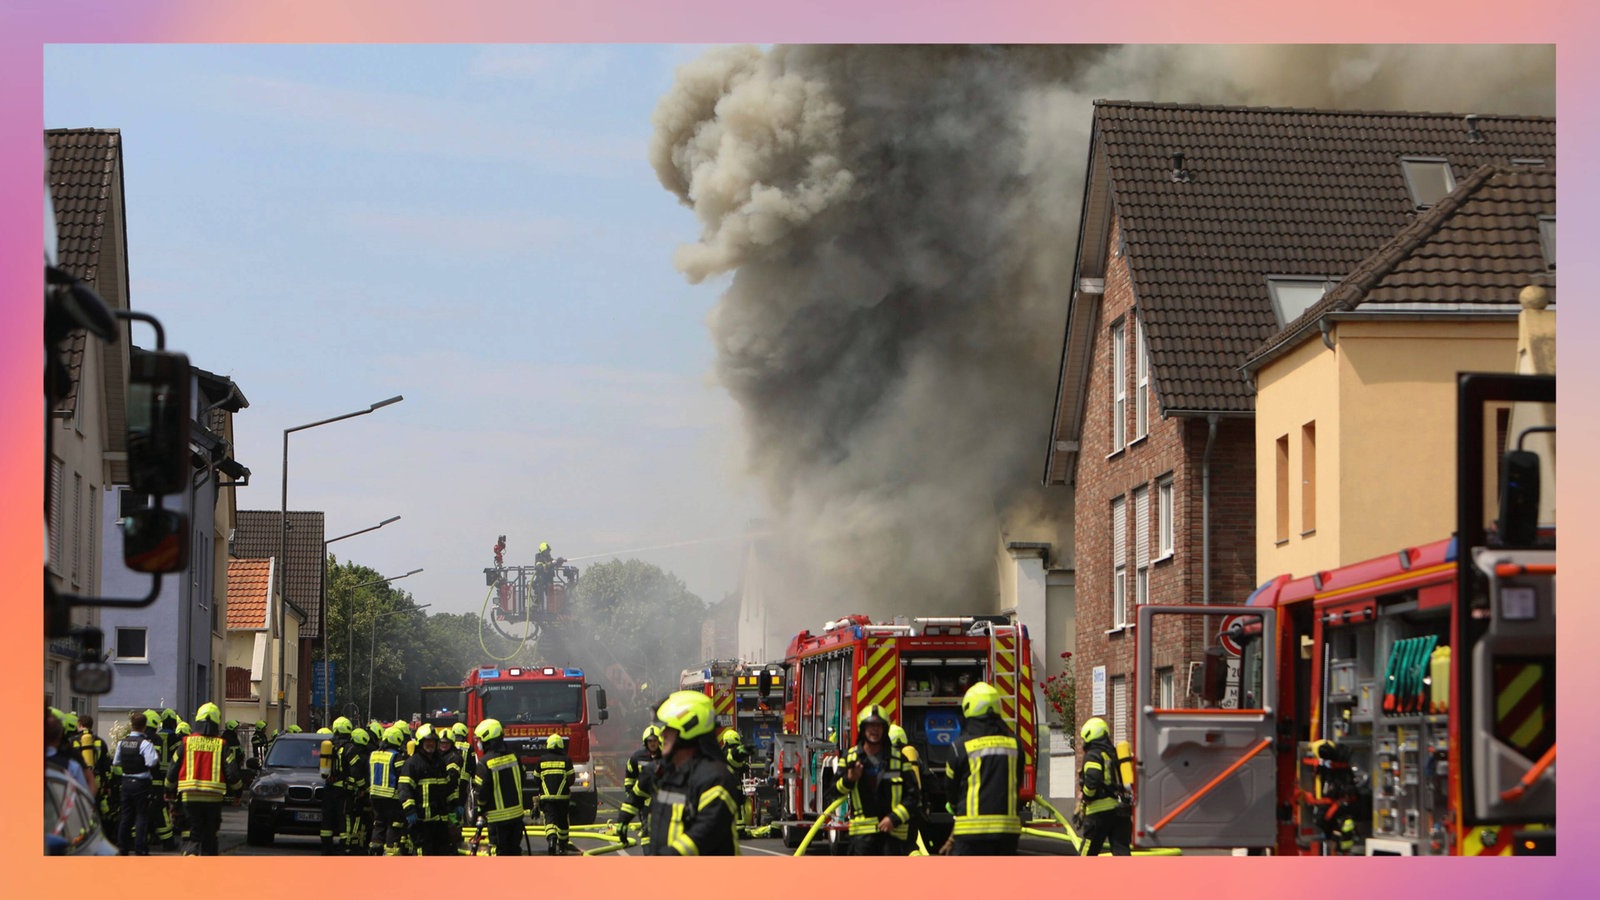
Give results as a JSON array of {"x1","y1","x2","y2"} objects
[
  {"x1": 1267, "y1": 276, "x2": 1336, "y2": 326},
  {"x1": 1401, "y1": 157, "x2": 1456, "y2": 208},
  {"x1": 1539, "y1": 215, "x2": 1555, "y2": 270}
]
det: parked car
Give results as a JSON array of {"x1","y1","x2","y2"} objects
[
  {"x1": 45, "y1": 767, "x2": 118, "y2": 856},
  {"x1": 246, "y1": 732, "x2": 327, "y2": 846}
]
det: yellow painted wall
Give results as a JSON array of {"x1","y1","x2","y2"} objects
[
  {"x1": 1254, "y1": 336, "x2": 1341, "y2": 579},
  {"x1": 1255, "y1": 320, "x2": 1518, "y2": 580}
]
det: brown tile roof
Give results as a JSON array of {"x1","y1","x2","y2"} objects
[
  {"x1": 1245, "y1": 164, "x2": 1556, "y2": 370},
  {"x1": 45, "y1": 129, "x2": 124, "y2": 420},
  {"x1": 234, "y1": 510, "x2": 325, "y2": 638},
  {"x1": 226, "y1": 557, "x2": 274, "y2": 631},
  {"x1": 1095, "y1": 101, "x2": 1554, "y2": 413}
]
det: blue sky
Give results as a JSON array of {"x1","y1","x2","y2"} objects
[{"x1": 46, "y1": 44, "x2": 759, "y2": 615}]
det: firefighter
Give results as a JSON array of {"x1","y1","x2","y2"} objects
[
  {"x1": 835, "y1": 705, "x2": 917, "y2": 855},
  {"x1": 343, "y1": 727, "x2": 372, "y2": 853},
  {"x1": 1078, "y1": 716, "x2": 1131, "y2": 856},
  {"x1": 368, "y1": 725, "x2": 408, "y2": 855},
  {"x1": 472, "y1": 718, "x2": 527, "y2": 856},
  {"x1": 720, "y1": 727, "x2": 752, "y2": 837},
  {"x1": 168, "y1": 703, "x2": 239, "y2": 856},
  {"x1": 538, "y1": 734, "x2": 575, "y2": 855},
  {"x1": 398, "y1": 723, "x2": 458, "y2": 855},
  {"x1": 533, "y1": 541, "x2": 555, "y2": 607},
  {"x1": 220, "y1": 719, "x2": 243, "y2": 789},
  {"x1": 645, "y1": 691, "x2": 740, "y2": 856},
  {"x1": 436, "y1": 721, "x2": 470, "y2": 854},
  {"x1": 151, "y1": 708, "x2": 180, "y2": 850},
  {"x1": 112, "y1": 711, "x2": 160, "y2": 855},
  {"x1": 79, "y1": 714, "x2": 115, "y2": 831},
  {"x1": 943, "y1": 682, "x2": 1024, "y2": 856},
  {"x1": 616, "y1": 724, "x2": 661, "y2": 848},
  {"x1": 889, "y1": 723, "x2": 929, "y2": 853},
  {"x1": 167, "y1": 720, "x2": 193, "y2": 848},
  {"x1": 250, "y1": 720, "x2": 268, "y2": 763},
  {"x1": 320, "y1": 716, "x2": 355, "y2": 854}
]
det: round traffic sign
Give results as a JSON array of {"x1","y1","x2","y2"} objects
[{"x1": 1218, "y1": 615, "x2": 1247, "y2": 657}]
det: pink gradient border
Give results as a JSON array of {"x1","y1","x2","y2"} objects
[{"x1": 5, "y1": 0, "x2": 1592, "y2": 892}]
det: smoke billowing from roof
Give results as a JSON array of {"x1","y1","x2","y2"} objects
[{"x1": 649, "y1": 45, "x2": 1554, "y2": 639}]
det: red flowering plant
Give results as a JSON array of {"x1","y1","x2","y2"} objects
[{"x1": 1042, "y1": 651, "x2": 1077, "y2": 737}]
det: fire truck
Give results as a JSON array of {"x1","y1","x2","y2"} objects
[
  {"x1": 679, "y1": 659, "x2": 786, "y2": 824},
  {"x1": 461, "y1": 663, "x2": 610, "y2": 825},
  {"x1": 771, "y1": 614, "x2": 1039, "y2": 850},
  {"x1": 1133, "y1": 373, "x2": 1555, "y2": 855}
]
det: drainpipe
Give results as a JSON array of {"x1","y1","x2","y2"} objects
[
  {"x1": 1318, "y1": 318, "x2": 1335, "y2": 351},
  {"x1": 1201, "y1": 414, "x2": 1219, "y2": 606}
]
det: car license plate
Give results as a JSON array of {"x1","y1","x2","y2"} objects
[{"x1": 294, "y1": 811, "x2": 321, "y2": 823}]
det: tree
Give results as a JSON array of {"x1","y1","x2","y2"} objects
[{"x1": 552, "y1": 559, "x2": 711, "y2": 737}]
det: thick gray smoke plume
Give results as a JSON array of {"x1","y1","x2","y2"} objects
[{"x1": 649, "y1": 45, "x2": 1554, "y2": 640}]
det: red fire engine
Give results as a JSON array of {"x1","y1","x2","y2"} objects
[
  {"x1": 771, "y1": 614, "x2": 1038, "y2": 850},
  {"x1": 461, "y1": 663, "x2": 610, "y2": 825},
  {"x1": 1133, "y1": 373, "x2": 1555, "y2": 855},
  {"x1": 680, "y1": 659, "x2": 786, "y2": 823}
]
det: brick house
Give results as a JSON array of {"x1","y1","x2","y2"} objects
[
  {"x1": 1044, "y1": 102, "x2": 1555, "y2": 747},
  {"x1": 233, "y1": 510, "x2": 325, "y2": 729}
]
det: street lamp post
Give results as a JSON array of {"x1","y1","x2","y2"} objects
[
  {"x1": 276, "y1": 395, "x2": 402, "y2": 734},
  {"x1": 343, "y1": 568, "x2": 424, "y2": 719},
  {"x1": 369, "y1": 601, "x2": 430, "y2": 722},
  {"x1": 323, "y1": 515, "x2": 402, "y2": 724}
]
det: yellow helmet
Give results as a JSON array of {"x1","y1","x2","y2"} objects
[
  {"x1": 451, "y1": 722, "x2": 470, "y2": 741},
  {"x1": 194, "y1": 702, "x2": 222, "y2": 726},
  {"x1": 316, "y1": 727, "x2": 333, "y2": 735},
  {"x1": 642, "y1": 724, "x2": 662, "y2": 744},
  {"x1": 718, "y1": 727, "x2": 742, "y2": 748},
  {"x1": 176, "y1": 721, "x2": 192, "y2": 736},
  {"x1": 331, "y1": 716, "x2": 353, "y2": 735},
  {"x1": 415, "y1": 723, "x2": 437, "y2": 743},
  {"x1": 539, "y1": 542, "x2": 551, "y2": 553},
  {"x1": 351, "y1": 728, "x2": 371, "y2": 747},
  {"x1": 382, "y1": 725, "x2": 406, "y2": 747},
  {"x1": 475, "y1": 718, "x2": 504, "y2": 743},
  {"x1": 1080, "y1": 717, "x2": 1109, "y2": 745},
  {"x1": 286, "y1": 724, "x2": 303, "y2": 734},
  {"x1": 856, "y1": 704, "x2": 890, "y2": 730},
  {"x1": 961, "y1": 682, "x2": 1002, "y2": 719},
  {"x1": 546, "y1": 734, "x2": 566, "y2": 751},
  {"x1": 657, "y1": 690, "x2": 716, "y2": 741}
]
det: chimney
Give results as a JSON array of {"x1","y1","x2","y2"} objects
[
  {"x1": 1171, "y1": 151, "x2": 1192, "y2": 182},
  {"x1": 1465, "y1": 114, "x2": 1485, "y2": 143}
]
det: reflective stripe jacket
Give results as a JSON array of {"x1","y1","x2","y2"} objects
[
  {"x1": 340, "y1": 741, "x2": 369, "y2": 793},
  {"x1": 621, "y1": 746, "x2": 657, "y2": 815},
  {"x1": 473, "y1": 748, "x2": 526, "y2": 823},
  {"x1": 538, "y1": 748, "x2": 573, "y2": 801},
  {"x1": 173, "y1": 734, "x2": 236, "y2": 800},
  {"x1": 944, "y1": 715, "x2": 1022, "y2": 837},
  {"x1": 835, "y1": 744, "x2": 917, "y2": 838},
  {"x1": 1079, "y1": 738, "x2": 1124, "y2": 816},
  {"x1": 398, "y1": 750, "x2": 457, "y2": 820},
  {"x1": 644, "y1": 750, "x2": 739, "y2": 856},
  {"x1": 368, "y1": 747, "x2": 403, "y2": 800}
]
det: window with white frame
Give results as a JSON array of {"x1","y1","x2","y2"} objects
[
  {"x1": 1111, "y1": 321, "x2": 1126, "y2": 452},
  {"x1": 115, "y1": 627, "x2": 148, "y2": 663},
  {"x1": 1135, "y1": 318, "x2": 1149, "y2": 440},
  {"x1": 1158, "y1": 667, "x2": 1176, "y2": 709},
  {"x1": 1157, "y1": 476, "x2": 1175, "y2": 559},
  {"x1": 1111, "y1": 675, "x2": 1129, "y2": 744},
  {"x1": 1112, "y1": 495, "x2": 1127, "y2": 628},
  {"x1": 1134, "y1": 485, "x2": 1150, "y2": 607}
]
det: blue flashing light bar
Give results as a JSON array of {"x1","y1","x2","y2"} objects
[{"x1": 565, "y1": 668, "x2": 583, "y2": 678}]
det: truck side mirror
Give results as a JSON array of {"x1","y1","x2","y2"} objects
[
  {"x1": 126, "y1": 349, "x2": 192, "y2": 496},
  {"x1": 122, "y1": 506, "x2": 189, "y2": 574},
  {"x1": 596, "y1": 688, "x2": 608, "y2": 710}
]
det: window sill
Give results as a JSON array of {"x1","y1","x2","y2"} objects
[
  {"x1": 1274, "y1": 538, "x2": 1290, "y2": 547},
  {"x1": 1300, "y1": 528, "x2": 1317, "y2": 538},
  {"x1": 1105, "y1": 624, "x2": 1135, "y2": 636},
  {"x1": 1106, "y1": 447, "x2": 1126, "y2": 461},
  {"x1": 114, "y1": 659, "x2": 151, "y2": 666},
  {"x1": 1130, "y1": 434, "x2": 1149, "y2": 448},
  {"x1": 1153, "y1": 552, "x2": 1174, "y2": 565}
]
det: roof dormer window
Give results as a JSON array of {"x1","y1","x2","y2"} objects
[
  {"x1": 1266, "y1": 276, "x2": 1336, "y2": 326},
  {"x1": 1401, "y1": 157, "x2": 1456, "y2": 208}
]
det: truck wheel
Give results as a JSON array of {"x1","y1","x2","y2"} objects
[
  {"x1": 570, "y1": 794, "x2": 598, "y2": 826},
  {"x1": 245, "y1": 818, "x2": 274, "y2": 847},
  {"x1": 780, "y1": 823, "x2": 803, "y2": 849}
]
